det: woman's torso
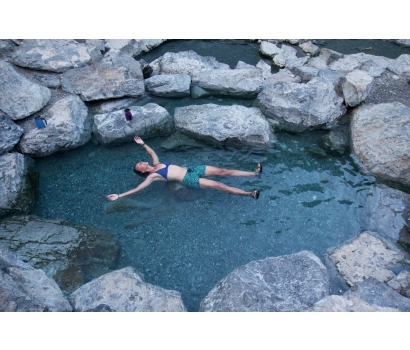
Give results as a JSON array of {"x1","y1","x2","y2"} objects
[{"x1": 153, "y1": 163, "x2": 187, "y2": 182}]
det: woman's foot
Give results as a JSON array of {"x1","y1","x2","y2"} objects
[
  {"x1": 255, "y1": 163, "x2": 262, "y2": 178},
  {"x1": 251, "y1": 190, "x2": 260, "y2": 199}
]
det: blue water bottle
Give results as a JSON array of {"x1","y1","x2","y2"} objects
[
  {"x1": 124, "y1": 108, "x2": 133, "y2": 121},
  {"x1": 35, "y1": 116, "x2": 47, "y2": 128}
]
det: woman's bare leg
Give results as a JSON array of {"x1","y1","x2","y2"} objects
[
  {"x1": 205, "y1": 164, "x2": 261, "y2": 178},
  {"x1": 199, "y1": 178, "x2": 259, "y2": 198}
]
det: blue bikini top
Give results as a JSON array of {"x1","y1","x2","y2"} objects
[{"x1": 155, "y1": 162, "x2": 171, "y2": 179}]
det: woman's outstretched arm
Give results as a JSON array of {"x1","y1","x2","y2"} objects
[
  {"x1": 106, "y1": 175, "x2": 156, "y2": 201},
  {"x1": 134, "y1": 136, "x2": 159, "y2": 165}
]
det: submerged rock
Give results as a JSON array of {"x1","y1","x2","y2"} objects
[
  {"x1": 0, "y1": 215, "x2": 120, "y2": 294},
  {"x1": 320, "y1": 129, "x2": 349, "y2": 156},
  {"x1": 0, "y1": 61, "x2": 52, "y2": 120},
  {"x1": 92, "y1": 103, "x2": 174, "y2": 145},
  {"x1": 174, "y1": 104, "x2": 271, "y2": 150},
  {"x1": 0, "y1": 152, "x2": 38, "y2": 218},
  {"x1": 69, "y1": 266, "x2": 186, "y2": 312},
  {"x1": 350, "y1": 102, "x2": 410, "y2": 189},
  {"x1": 0, "y1": 249, "x2": 72, "y2": 312},
  {"x1": 160, "y1": 131, "x2": 207, "y2": 150},
  {"x1": 199, "y1": 251, "x2": 330, "y2": 312}
]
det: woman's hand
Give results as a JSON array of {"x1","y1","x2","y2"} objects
[
  {"x1": 107, "y1": 194, "x2": 120, "y2": 201},
  {"x1": 134, "y1": 136, "x2": 144, "y2": 145}
]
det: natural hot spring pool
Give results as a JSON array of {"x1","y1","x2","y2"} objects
[{"x1": 30, "y1": 130, "x2": 375, "y2": 311}]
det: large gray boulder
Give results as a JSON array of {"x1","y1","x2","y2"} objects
[
  {"x1": 329, "y1": 52, "x2": 392, "y2": 76},
  {"x1": 272, "y1": 44, "x2": 309, "y2": 69},
  {"x1": 174, "y1": 104, "x2": 271, "y2": 150},
  {"x1": 93, "y1": 103, "x2": 174, "y2": 145},
  {"x1": 0, "y1": 249, "x2": 72, "y2": 312},
  {"x1": 199, "y1": 251, "x2": 330, "y2": 312},
  {"x1": 105, "y1": 39, "x2": 165, "y2": 57},
  {"x1": 342, "y1": 69, "x2": 374, "y2": 107},
  {"x1": 0, "y1": 152, "x2": 38, "y2": 218},
  {"x1": 298, "y1": 41, "x2": 320, "y2": 56},
  {"x1": 387, "y1": 54, "x2": 410, "y2": 76},
  {"x1": 359, "y1": 184, "x2": 410, "y2": 242},
  {"x1": 0, "y1": 113, "x2": 24, "y2": 154},
  {"x1": 327, "y1": 231, "x2": 409, "y2": 287},
  {"x1": 0, "y1": 61, "x2": 52, "y2": 120},
  {"x1": 344, "y1": 277, "x2": 410, "y2": 312},
  {"x1": 69, "y1": 266, "x2": 186, "y2": 312},
  {"x1": 309, "y1": 295, "x2": 398, "y2": 312},
  {"x1": 256, "y1": 74, "x2": 346, "y2": 132},
  {"x1": 0, "y1": 215, "x2": 120, "y2": 295},
  {"x1": 149, "y1": 50, "x2": 227, "y2": 77},
  {"x1": 12, "y1": 39, "x2": 102, "y2": 73},
  {"x1": 259, "y1": 41, "x2": 281, "y2": 58},
  {"x1": 17, "y1": 92, "x2": 91, "y2": 157},
  {"x1": 144, "y1": 73, "x2": 191, "y2": 97},
  {"x1": 61, "y1": 50, "x2": 145, "y2": 101},
  {"x1": 350, "y1": 102, "x2": 410, "y2": 189},
  {"x1": 191, "y1": 67, "x2": 263, "y2": 98}
]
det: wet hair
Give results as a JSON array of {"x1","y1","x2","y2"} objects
[{"x1": 133, "y1": 165, "x2": 149, "y2": 178}]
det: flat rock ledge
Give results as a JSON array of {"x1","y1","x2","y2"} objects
[
  {"x1": 328, "y1": 231, "x2": 409, "y2": 287},
  {"x1": 199, "y1": 251, "x2": 330, "y2": 312},
  {"x1": 0, "y1": 249, "x2": 72, "y2": 312},
  {"x1": 350, "y1": 102, "x2": 410, "y2": 190},
  {"x1": 174, "y1": 104, "x2": 271, "y2": 150},
  {"x1": 68, "y1": 266, "x2": 186, "y2": 312}
]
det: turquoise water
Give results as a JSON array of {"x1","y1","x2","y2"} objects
[
  {"x1": 30, "y1": 39, "x2": 406, "y2": 311},
  {"x1": 31, "y1": 130, "x2": 375, "y2": 311}
]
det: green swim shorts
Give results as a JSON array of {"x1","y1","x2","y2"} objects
[{"x1": 182, "y1": 165, "x2": 206, "y2": 188}]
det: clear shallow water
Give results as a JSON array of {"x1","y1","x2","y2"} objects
[
  {"x1": 31, "y1": 131, "x2": 375, "y2": 311},
  {"x1": 30, "y1": 39, "x2": 406, "y2": 311}
]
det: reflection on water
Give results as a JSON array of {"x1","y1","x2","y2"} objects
[{"x1": 31, "y1": 131, "x2": 375, "y2": 311}]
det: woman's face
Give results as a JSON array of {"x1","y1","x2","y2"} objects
[{"x1": 135, "y1": 162, "x2": 149, "y2": 172}]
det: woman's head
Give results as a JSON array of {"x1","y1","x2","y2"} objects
[{"x1": 133, "y1": 162, "x2": 149, "y2": 178}]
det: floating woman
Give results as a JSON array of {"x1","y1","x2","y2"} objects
[{"x1": 106, "y1": 136, "x2": 262, "y2": 201}]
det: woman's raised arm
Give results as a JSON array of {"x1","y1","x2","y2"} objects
[{"x1": 134, "y1": 136, "x2": 159, "y2": 165}]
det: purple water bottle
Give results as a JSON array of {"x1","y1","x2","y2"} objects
[{"x1": 124, "y1": 108, "x2": 133, "y2": 121}]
